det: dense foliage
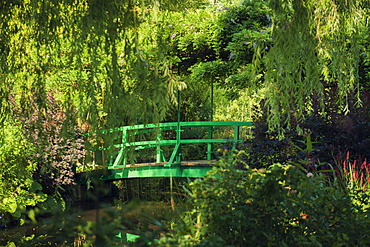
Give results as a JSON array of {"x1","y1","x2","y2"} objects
[
  {"x1": 181, "y1": 159, "x2": 370, "y2": 246},
  {"x1": 1, "y1": 0, "x2": 192, "y2": 131},
  {"x1": 2, "y1": 0, "x2": 370, "y2": 246},
  {"x1": 1, "y1": 0, "x2": 204, "y2": 241},
  {"x1": 242, "y1": 85, "x2": 370, "y2": 173},
  {"x1": 262, "y1": 0, "x2": 368, "y2": 133},
  {"x1": 0, "y1": 0, "x2": 369, "y2": 130},
  {"x1": 0, "y1": 120, "x2": 46, "y2": 221},
  {"x1": 122, "y1": 154, "x2": 370, "y2": 246}
]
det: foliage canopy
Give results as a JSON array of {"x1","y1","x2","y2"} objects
[
  {"x1": 1, "y1": 0, "x2": 369, "y2": 133},
  {"x1": 263, "y1": 0, "x2": 368, "y2": 133},
  {"x1": 0, "y1": 0, "x2": 207, "y2": 133}
]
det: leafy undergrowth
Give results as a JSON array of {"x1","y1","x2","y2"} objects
[
  {"x1": 3, "y1": 154, "x2": 370, "y2": 246},
  {"x1": 129, "y1": 153, "x2": 370, "y2": 247},
  {"x1": 1, "y1": 200, "x2": 183, "y2": 246}
]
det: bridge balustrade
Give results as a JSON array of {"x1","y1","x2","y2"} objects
[{"x1": 90, "y1": 121, "x2": 253, "y2": 169}]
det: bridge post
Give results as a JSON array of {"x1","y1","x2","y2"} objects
[
  {"x1": 166, "y1": 123, "x2": 182, "y2": 166},
  {"x1": 176, "y1": 90, "x2": 182, "y2": 164},
  {"x1": 175, "y1": 125, "x2": 182, "y2": 164},
  {"x1": 156, "y1": 132, "x2": 163, "y2": 163},
  {"x1": 122, "y1": 128, "x2": 128, "y2": 167},
  {"x1": 112, "y1": 128, "x2": 128, "y2": 168},
  {"x1": 207, "y1": 126, "x2": 214, "y2": 160},
  {"x1": 233, "y1": 125, "x2": 240, "y2": 150}
]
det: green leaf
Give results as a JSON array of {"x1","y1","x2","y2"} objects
[
  {"x1": 306, "y1": 134, "x2": 313, "y2": 153},
  {"x1": 28, "y1": 209, "x2": 37, "y2": 224},
  {"x1": 3, "y1": 197, "x2": 17, "y2": 213},
  {"x1": 5, "y1": 242, "x2": 16, "y2": 247},
  {"x1": 30, "y1": 181, "x2": 42, "y2": 193}
]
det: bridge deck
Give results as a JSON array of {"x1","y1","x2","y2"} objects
[
  {"x1": 76, "y1": 161, "x2": 216, "y2": 184},
  {"x1": 121, "y1": 160, "x2": 214, "y2": 168}
]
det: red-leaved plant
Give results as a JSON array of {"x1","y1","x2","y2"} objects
[{"x1": 331, "y1": 147, "x2": 370, "y2": 191}]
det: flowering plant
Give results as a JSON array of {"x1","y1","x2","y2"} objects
[
  {"x1": 329, "y1": 147, "x2": 370, "y2": 212},
  {"x1": 331, "y1": 148, "x2": 370, "y2": 191}
]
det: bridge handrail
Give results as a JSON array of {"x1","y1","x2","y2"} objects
[{"x1": 92, "y1": 121, "x2": 253, "y2": 168}]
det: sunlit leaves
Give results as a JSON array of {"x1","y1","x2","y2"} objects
[
  {"x1": 261, "y1": 0, "x2": 367, "y2": 134},
  {"x1": 0, "y1": 0, "x2": 197, "y2": 135},
  {"x1": 0, "y1": 0, "x2": 198, "y2": 222},
  {"x1": 0, "y1": 119, "x2": 47, "y2": 216}
]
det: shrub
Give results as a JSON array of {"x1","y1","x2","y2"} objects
[
  {"x1": 171, "y1": 152, "x2": 370, "y2": 246},
  {"x1": 0, "y1": 120, "x2": 47, "y2": 223}
]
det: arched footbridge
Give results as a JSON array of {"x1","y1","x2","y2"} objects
[{"x1": 76, "y1": 121, "x2": 253, "y2": 183}]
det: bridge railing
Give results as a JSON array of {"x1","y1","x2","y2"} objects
[{"x1": 92, "y1": 121, "x2": 253, "y2": 169}]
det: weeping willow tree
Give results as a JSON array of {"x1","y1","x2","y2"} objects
[
  {"x1": 0, "y1": 0, "x2": 206, "y2": 221},
  {"x1": 0, "y1": 0, "x2": 201, "y2": 135},
  {"x1": 0, "y1": 0, "x2": 204, "y2": 178},
  {"x1": 2, "y1": 0, "x2": 366, "y2": 136},
  {"x1": 257, "y1": 0, "x2": 368, "y2": 134}
]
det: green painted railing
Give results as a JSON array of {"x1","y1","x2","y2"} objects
[{"x1": 94, "y1": 121, "x2": 253, "y2": 169}]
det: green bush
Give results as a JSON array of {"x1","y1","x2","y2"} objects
[
  {"x1": 0, "y1": 120, "x2": 47, "y2": 222},
  {"x1": 167, "y1": 152, "x2": 370, "y2": 246}
]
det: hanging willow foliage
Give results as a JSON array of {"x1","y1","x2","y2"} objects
[
  {"x1": 0, "y1": 0, "x2": 195, "y2": 137},
  {"x1": 260, "y1": 0, "x2": 367, "y2": 134},
  {"x1": 2, "y1": 0, "x2": 367, "y2": 137}
]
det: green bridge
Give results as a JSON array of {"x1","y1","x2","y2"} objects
[
  {"x1": 76, "y1": 121, "x2": 253, "y2": 244},
  {"x1": 77, "y1": 121, "x2": 253, "y2": 183}
]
